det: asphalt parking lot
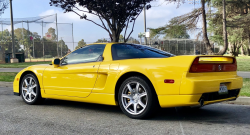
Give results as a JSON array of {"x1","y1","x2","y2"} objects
[{"x1": 1, "y1": 87, "x2": 250, "y2": 135}]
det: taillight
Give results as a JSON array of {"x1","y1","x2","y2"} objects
[{"x1": 189, "y1": 57, "x2": 237, "y2": 73}]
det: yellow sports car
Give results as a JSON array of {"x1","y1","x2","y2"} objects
[{"x1": 13, "y1": 43, "x2": 243, "y2": 119}]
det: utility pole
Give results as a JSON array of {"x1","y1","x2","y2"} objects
[
  {"x1": 56, "y1": 13, "x2": 59, "y2": 57},
  {"x1": 61, "y1": 37, "x2": 63, "y2": 57},
  {"x1": 1, "y1": 22, "x2": 3, "y2": 42},
  {"x1": 27, "y1": 20, "x2": 31, "y2": 62},
  {"x1": 72, "y1": 23, "x2": 74, "y2": 50},
  {"x1": 42, "y1": 21, "x2": 45, "y2": 61},
  {"x1": 9, "y1": 0, "x2": 16, "y2": 61},
  {"x1": 144, "y1": 5, "x2": 147, "y2": 45},
  {"x1": 33, "y1": 36, "x2": 35, "y2": 58}
]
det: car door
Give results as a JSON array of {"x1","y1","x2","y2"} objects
[{"x1": 43, "y1": 44, "x2": 106, "y2": 98}]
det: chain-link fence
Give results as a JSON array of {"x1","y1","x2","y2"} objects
[
  {"x1": 127, "y1": 38, "x2": 220, "y2": 55},
  {"x1": 0, "y1": 38, "x2": 220, "y2": 63}
]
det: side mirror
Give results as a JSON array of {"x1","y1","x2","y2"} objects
[{"x1": 52, "y1": 58, "x2": 60, "y2": 68}]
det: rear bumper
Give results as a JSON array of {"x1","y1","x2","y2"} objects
[
  {"x1": 158, "y1": 89, "x2": 240, "y2": 108},
  {"x1": 158, "y1": 72, "x2": 242, "y2": 108},
  {"x1": 180, "y1": 72, "x2": 243, "y2": 95}
]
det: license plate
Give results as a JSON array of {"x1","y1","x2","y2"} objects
[{"x1": 218, "y1": 84, "x2": 228, "y2": 95}]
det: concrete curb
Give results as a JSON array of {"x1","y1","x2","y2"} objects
[
  {"x1": 0, "y1": 81, "x2": 13, "y2": 88},
  {"x1": 0, "y1": 81, "x2": 249, "y2": 105}
]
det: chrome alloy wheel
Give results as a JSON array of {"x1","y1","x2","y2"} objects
[
  {"x1": 22, "y1": 77, "x2": 37, "y2": 103},
  {"x1": 121, "y1": 81, "x2": 148, "y2": 115}
]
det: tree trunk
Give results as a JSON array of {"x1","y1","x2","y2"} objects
[
  {"x1": 241, "y1": 45, "x2": 244, "y2": 56},
  {"x1": 111, "y1": 30, "x2": 120, "y2": 42},
  {"x1": 217, "y1": 0, "x2": 228, "y2": 55},
  {"x1": 248, "y1": 28, "x2": 250, "y2": 56},
  {"x1": 201, "y1": 0, "x2": 213, "y2": 55}
]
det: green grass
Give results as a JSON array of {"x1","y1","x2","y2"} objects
[
  {"x1": 0, "y1": 72, "x2": 18, "y2": 82},
  {"x1": 25, "y1": 58, "x2": 53, "y2": 62},
  {"x1": 236, "y1": 56, "x2": 250, "y2": 71},
  {"x1": 0, "y1": 61, "x2": 51, "y2": 68},
  {"x1": 240, "y1": 78, "x2": 250, "y2": 97}
]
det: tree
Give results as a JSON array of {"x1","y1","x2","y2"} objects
[
  {"x1": 75, "y1": 39, "x2": 87, "y2": 49},
  {"x1": 119, "y1": 34, "x2": 124, "y2": 42},
  {"x1": 45, "y1": 27, "x2": 57, "y2": 41},
  {"x1": 13, "y1": 28, "x2": 62, "y2": 58},
  {"x1": 49, "y1": 0, "x2": 152, "y2": 42},
  {"x1": 0, "y1": 0, "x2": 9, "y2": 15},
  {"x1": 167, "y1": 0, "x2": 215, "y2": 54},
  {"x1": 58, "y1": 39, "x2": 69, "y2": 56},
  {"x1": 148, "y1": 19, "x2": 190, "y2": 39},
  {"x1": 0, "y1": 29, "x2": 20, "y2": 53},
  {"x1": 208, "y1": 0, "x2": 250, "y2": 56},
  {"x1": 95, "y1": 38, "x2": 108, "y2": 43},
  {"x1": 126, "y1": 37, "x2": 140, "y2": 44}
]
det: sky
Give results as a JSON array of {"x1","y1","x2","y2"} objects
[{"x1": 1, "y1": 0, "x2": 201, "y2": 50}]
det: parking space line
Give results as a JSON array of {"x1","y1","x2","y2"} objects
[
  {"x1": 175, "y1": 107, "x2": 185, "y2": 135},
  {"x1": 0, "y1": 105, "x2": 25, "y2": 114},
  {"x1": 179, "y1": 121, "x2": 185, "y2": 135}
]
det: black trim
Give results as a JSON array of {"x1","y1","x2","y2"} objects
[
  {"x1": 200, "y1": 89, "x2": 240, "y2": 101},
  {"x1": 14, "y1": 92, "x2": 20, "y2": 96}
]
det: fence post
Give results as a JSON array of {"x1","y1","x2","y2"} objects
[
  {"x1": 33, "y1": 38, "x2": 35, "y2": 58},
  {"x1": 185, "y1": 39, "x2": 186, "y2": 54},
  {"x1": 169, "y1": 40, "x2": 170, "y2": 52},
  {"x1": 194, "y1": 41, "x2": 196, "y2": 55},
  {"x1": 27, "y1": 20, "x2": 31, "y2": 62},
  {"x1": 200, "y1": 41, "x2": 202, "y2": 54},
  {"x1": 177, "y1": 40, "x2": 178, "y2": 55}
]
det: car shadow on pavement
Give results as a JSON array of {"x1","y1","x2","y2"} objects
[
  {"x1": 43, "y1": 99, "x2": 123, "y2": 114},
  {"x1": 151, "y1": 105, "x2": 250, "y2": 125},
  {"x1": 42, "y1": 99, "x2": 250, "y2": 125}
]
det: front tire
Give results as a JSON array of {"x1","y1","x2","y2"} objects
[
  {"x1": 20, "y1": 74, "x2": 44, "y2": 105},
  {"x1": 118, "y1": 76, "x2": 158, "y2": 119}
]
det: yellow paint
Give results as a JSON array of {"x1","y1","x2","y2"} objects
[{"x1": 13, "y1": 43, "x2": 243, "y2": 108}]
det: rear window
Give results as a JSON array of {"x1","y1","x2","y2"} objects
[{"x1": 111, "y1": 44, "x2": 174, "y2": 60}]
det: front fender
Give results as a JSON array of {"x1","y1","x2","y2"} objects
[{"x1": 13, "y1": 65, "x2": 50, "y2": 95}]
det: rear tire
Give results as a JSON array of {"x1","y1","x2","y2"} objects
[
  {"x1": 20, "y1": 74, "x2": 44, "y2": 105},
  {"x1": 118, "y1": 76, "x2": 158, "y2": 119}
]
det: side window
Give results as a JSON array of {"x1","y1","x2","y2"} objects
[
  {"x1": 61, "y1": 44, "x2": 106, "y2": 65},
  {"x1": 111, "y1": 44, "x2": 173, "y2": 60}
]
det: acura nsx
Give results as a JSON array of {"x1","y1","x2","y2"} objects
[{"x1": 13, "y1": 43, "x2": 243, "y2": 119}]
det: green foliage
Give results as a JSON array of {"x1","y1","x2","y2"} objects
[
  {"x1": 119, "y1": 35, "x2": 124, "y2": 42},
  {"x1": 58, "y1": 39, "x2": 69, "y2": 56},
  {"x1": 148, "y1": 19, "x2": 190, "y2": 39},
  {"x1": 49, "y1": 0, "x2": 153, "y2": 42},
  {"x1": 75, "y1": 39, "x2": 87, "y2": 49},
  {"x1": 95, "y1": 38, "x2": 108, "y2": 43},
  {"x1": 208, "y1": 0, "x2": 250, "y2": 56},
  {"x1": 0, "y1": 29, "x2": 20, "y2": 53},
  {"x1": 126, "y1": 37, "x2": 140, "y2": 44},
  {"x1": 46, "y1": 27, "x2": 57, "y2": 41},
  {"x1": 0, "y1": 27, "x2": 68, "y2": 58}
]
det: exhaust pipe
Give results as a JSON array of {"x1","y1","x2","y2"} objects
[
  {"x1": 199, "y1": 98, "x2": 204, "y2": 107},
  {"x1": 190, "y1": 98, "x2": 204, "y2": 108}
]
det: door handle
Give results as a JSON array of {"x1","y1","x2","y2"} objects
[{"x1": 93, "y1": 65, "x2": 95, "y2": 68}]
